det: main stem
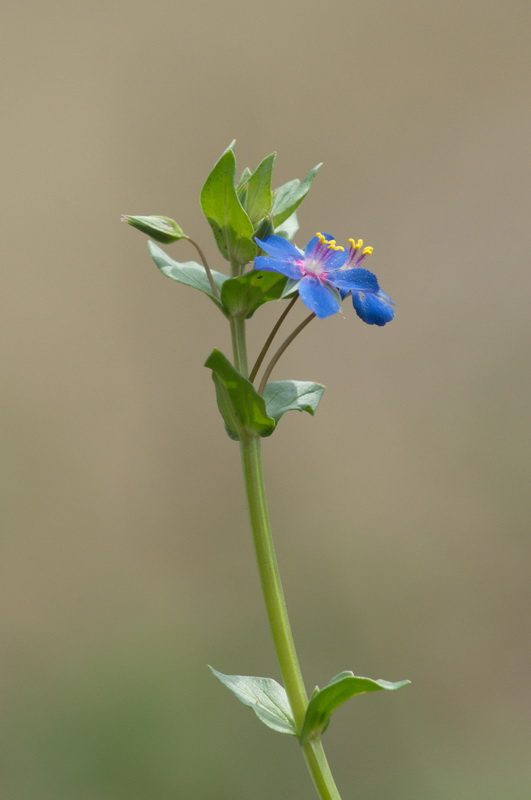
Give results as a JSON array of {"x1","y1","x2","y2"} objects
[{"x1": 231, "y1": 315, "x2": 342, "y2": 800}]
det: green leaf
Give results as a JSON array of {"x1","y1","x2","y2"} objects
[
  {"x1": 275, "y1": 210, "x2": 299, "y2": 240},
  {"x1": 221, "y1": 271, "x2": 287, "y2": 319},
  {"x1": 122, "y1": 215, "x2": 185, "y2": 244},
  {"x1": 204, "y1": 350, "x2": 276, "y2": 440},
  {"x1": 148, "y1": 241, "x2": 228, "y2": 311},
  {"x1": 246, "y1": 153, "x2": 276, "y2": 224},
  {"x1": 263, "y1": 381, "x2": 325, "y2": 423},
  {"x1": 271, "y1": 163, "x2": 322, "y2": 227},
  {"x1": 237, "y1": 166, "x2": 252, "y2": 189},
  {"x1": 236, "y1": 167, "x2": 252, "y2": 206},
  {"x1": 209, "y1": 667, "x2": 296, "y2": 736},
  {"x1": 200, "y1": 146, "x2": 257, "y2": 266},
  {"x1": 300, "y1": 671, "x2": 410, "y2": 744}
]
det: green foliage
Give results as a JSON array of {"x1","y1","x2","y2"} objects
[
  {"x1": 221, "y1": 271, "x2": 287, "y2": 319},
  {"x1": 263, "y1": 381, "x2": 325, "y2": 423},
  {"x1": 200, "y1": 145, "x2": 319, "y2": 269},
  {"x1": 300, "y1": 671, "x2": 410, "y2": 744},
  {"x1": 122, "y1": 214, "x2": 185, "y2": 244},
  {"x1": 148, "y1": 241, "x2": 228, "y2": 311},
  {"x1": 200, "y1": 145, "x2": 256, "y2": 267},
  {"x1": 209, "y1": 667, "x2": 297, "y2": 736},
  {"x1": 271, "y1": 164, "x2": 322, "y2": 227},
  {"x1": 204, "y1": 350, "x2": 276, "y2": 440}
]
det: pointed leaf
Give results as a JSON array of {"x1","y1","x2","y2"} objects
[
  {"x1": 275, "y1": 210, "x2": 299, "y2": 240},
  {"x1": 148, "y1": 241, "x2": 228, "y2": 311},
  {"x1": 246, "y1": 153, "x2": 276, "y2": 224},
  {"x1": 204, "y1": 350, "x2": 276, "y2": 440},
  {"x1": 300, "y1": 671, "x2": 410, "y2": 744},
  {"x1": 236, "y1": 166, "x2": 252, "y2": 207},
  {"x1": 237, "y1": 166, "x2": 253, "y2": 191},
  {"x1": 271, "y1": 163, "x2": 322, "y2": 226},
  {"x1": 221, "y1": 271, "x2": 287, "y2": 319},
  {"x1": 123, "y1": 215, "x2": 185, "y2": 244},
  {"x1": 263, "y1": 381, "x2": 325, "y2": 423},
  {"x1": 209, "y1": 667, "x2": 297, "y2": 735},
  {"x1": 200, "y1": 147, "x2": 257, "y2": 266}
]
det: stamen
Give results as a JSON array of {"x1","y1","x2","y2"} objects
[
  {"x1": 316, "y1": 232, "x2": 344, "y2": 251},
  {"x1": 362, "y1": 246, "x2": 373, "y2": 256}
]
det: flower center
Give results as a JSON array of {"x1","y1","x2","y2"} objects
[{"x1": 305, "y1": 258, "x2": 325, "y2": 278}]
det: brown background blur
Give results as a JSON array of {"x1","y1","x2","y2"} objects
[{"x1": 1, "y1": 1, "x2": 530, "y2": 798}]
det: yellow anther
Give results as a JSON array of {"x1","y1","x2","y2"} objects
[
  {"x1": 316, "y1": 232, "x2": 344, "y2": 251},
  {"x1": 362, "y1": 246, "x2": 374, "y2": 256}
]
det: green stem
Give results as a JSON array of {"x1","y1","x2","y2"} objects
[
  {"x1": 231, "y1": 316, "x2": 342, "y2": 800},
  {"x1": 230, "y1": 316, "x2": 249, "y2": 377}
]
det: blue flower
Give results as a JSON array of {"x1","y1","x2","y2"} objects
[
  {"x1": 340, "y1": 238, "x2": 395, "y2": 326},
  {"x1": 254, "y1": 233, "x2": 394, "y2": 325}
]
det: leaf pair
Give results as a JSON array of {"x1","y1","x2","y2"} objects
[
  {"x1": 204, "y1": 350, "x2": 324, "y2": 441},
  {"x1": 148, "y1": 241, "x2": 288, "y2": 319},
  {"x1": 211, "y1": 667, "x2": 410, "y2": 743}
]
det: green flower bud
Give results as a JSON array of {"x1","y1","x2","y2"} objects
[
  {"x1": 121, "y1": 215, "x2": 185, "y2": 244},
  {"x1": 253, "y1": 215, "x2": 274, "y2": 241}
]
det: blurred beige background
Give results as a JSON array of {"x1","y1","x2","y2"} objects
[{"x1": 1, "y1": 1, "x2": 530, "y2": 798}]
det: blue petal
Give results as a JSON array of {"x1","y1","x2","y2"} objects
[
  {"x1": 255, "y1": 235, "x2": 302, "y2": 261},
  {"x1": 328, "y1": 267, "x2": 379, "y2": 292},
  {"x1": 254, "y1": 256, "x2": 302, "y2": 280},
  {"x1": 298, "y1": 276, "x2": 341, "y2": 318},
  {"x1": 352, "y1": 290, "x2": 395, "y2": 326}
]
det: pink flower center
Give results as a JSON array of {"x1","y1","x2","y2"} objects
[{"x1": 302, "y1": 257, "x2": 325, "y2": 279}]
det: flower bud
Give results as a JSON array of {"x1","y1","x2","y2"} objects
[
  {"x1": 253, "y1": 216, "x2": 274, "y2": 240},
  {"x1": 121, "y1": 215, "x2": 185, "y2": 244}
]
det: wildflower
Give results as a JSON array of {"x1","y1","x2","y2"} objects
[{"x1": 254, "y1": 233, "x2": 394, "y2": 325}]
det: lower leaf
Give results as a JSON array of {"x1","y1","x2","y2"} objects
[
  {"x1": 300, "y1": 671, "x2": 410, "y2": 744},
  {"x1": 209, "y1": 667, "x2": 297, "y2": 736}
]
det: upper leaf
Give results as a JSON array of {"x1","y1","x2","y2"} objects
[
  {"x1": 263, "y1": 381, "x2": 325, "y2": 423},
  {"x1": 221, "y1": 270, "x2": 287, "y2": 319},
  {"x1": 245, "y1": 153, "x2": 276, "y2": 225},
  {"x1": 200, "y1": 146, "x2": 257, "y2": 267},
  {"x1": 204, "y1": 350, "x2": 276, "y2": 440},
  {"x1": 148, "y1": 241, "x2": 228, "y2": 311},
  {"x1": 271, "y1": 164, "x2": 322, "y2": 227},
  {"x1": 300, "y1": 671, "x2": 410, "y2": 744},
  {"x1": 209, "y1": 667, "x2": 297, "y2": 736}
]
